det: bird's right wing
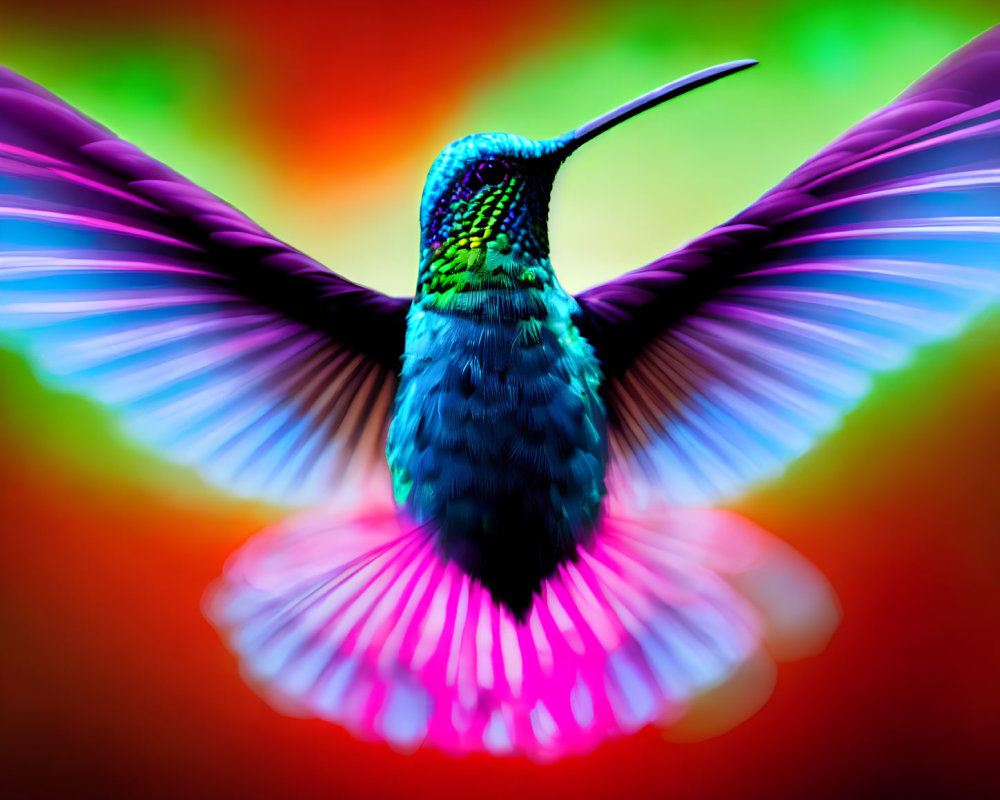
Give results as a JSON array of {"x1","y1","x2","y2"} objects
[
  {"x1": 0, "y1": 67, "x2": 410, "y2": 506},
  {"x1": 574, "y1": 27, "x2": 1000, "y2": 507}
]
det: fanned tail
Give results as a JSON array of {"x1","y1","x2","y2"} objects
[{"x1": 205, "y1": 499, "x2": 837, "y2": 761}]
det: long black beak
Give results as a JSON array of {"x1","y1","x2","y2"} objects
[{"x1": 562, "y1": 59, "x2": 757, "y2": 152}]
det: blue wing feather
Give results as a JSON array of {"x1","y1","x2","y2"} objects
[
  {"x1": 577, "y1": 27, "x2": 1000, "y2": 505},
  {"x1": 0, "y1": 67, "x2": 408, "y2": 506}
]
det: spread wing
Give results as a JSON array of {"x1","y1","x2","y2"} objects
[
  {"x1": 575, "y1": 27, "x2": 1000, "y2": 506},
  {"x1": 0, "y1": 67, "x2": 409, "y2": 506}
]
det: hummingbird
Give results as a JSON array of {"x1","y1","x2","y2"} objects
[{"x1": 1, "y1": 27, "x2": 999, "y2": 760}]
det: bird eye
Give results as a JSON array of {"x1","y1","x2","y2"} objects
[{"x1": 474, "y1": 160, "x2": 507, "y2": 185}]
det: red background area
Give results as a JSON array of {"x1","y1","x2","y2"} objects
[{"x1": 2, "y1": 321, "x2": 998, "y2": 800}]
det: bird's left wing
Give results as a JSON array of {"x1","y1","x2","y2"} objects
[
  {"x1": 0, "y1": 67, "x2": 409, "y2": 505},
  {"x1": 575, "y1": 27, "x2": 1000, "y2": 506}
]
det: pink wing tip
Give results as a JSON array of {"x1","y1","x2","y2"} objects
[{"x1": 204, "y1": 500, "x2": 837, "y2": 761}]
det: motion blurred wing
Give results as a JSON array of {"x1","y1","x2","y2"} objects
[
  {"x1": 0, "y1": 67, "x2": 409, "y2": 505},
  {"x1": 575, "y1": 27, "x2": 1000, "y2": 506}
]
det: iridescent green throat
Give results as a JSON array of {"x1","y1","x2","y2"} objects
[{"x1": 418, "y1": 173, "x2": 552, "y2": 313}]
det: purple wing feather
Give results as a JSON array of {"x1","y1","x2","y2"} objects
[
  {"x1": 0, "y1": 67, "x2": 408, "y2": 505},
  {"x1": 576, "y1": 27, "x2": 1000, "y2": 506}
]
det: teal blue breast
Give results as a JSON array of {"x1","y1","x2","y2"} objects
[{"x1": 386, "y1": 269, "x2": 607, "y2": 617}]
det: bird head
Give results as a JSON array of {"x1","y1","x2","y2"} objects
[{"x1": 415, "y1": 60, "x2": 757, "y2": 304}]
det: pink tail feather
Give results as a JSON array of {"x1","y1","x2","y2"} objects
[{"x1": 204, "y1": 499, "x2": 837, "y2": 761}]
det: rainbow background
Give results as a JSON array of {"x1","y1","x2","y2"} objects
[{"x1": 1, "y1": 1, "x2": 999, "y2": 797}]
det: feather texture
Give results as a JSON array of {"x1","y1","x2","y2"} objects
[
  {"x1": 0, "y1": 67, "x2": 408, "y2": 505},
  {"x1": 206, "y1": 497, "x2": 835, "y2": 760},
  {"x1": 576, "y1": 27, "x2": 1000, "y2": 505}
]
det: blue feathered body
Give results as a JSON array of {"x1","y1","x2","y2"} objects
[{"x1": 386, "y1": 244, "x2": 606, "y2": 617}]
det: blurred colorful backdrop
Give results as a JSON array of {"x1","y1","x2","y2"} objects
[{"x1": 1, "y1": 1, "x2": 998, "y2": 798}]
